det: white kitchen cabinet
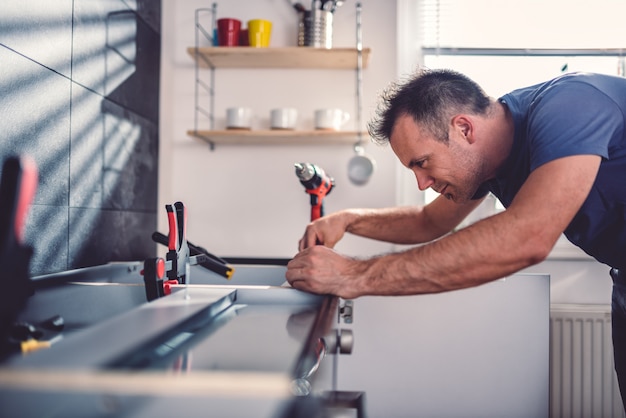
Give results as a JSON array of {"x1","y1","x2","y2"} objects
[{"x1": 337, "y1": 274, "x2": 550, "y2": 417}]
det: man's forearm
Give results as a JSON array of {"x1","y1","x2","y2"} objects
[
  {"x1": 343, "y1": 197, "x2": 482, "y2": 245},
  {"x1": 340, "y1": 207, "x2": 437, "y2": 244},
  {"x1": 351, "y1": 210, "x2": 550, "y2": 296}
]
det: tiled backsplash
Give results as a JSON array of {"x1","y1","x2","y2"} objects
[{"x1": 0, "y1": 0, "x2": 161, "y2": 274}]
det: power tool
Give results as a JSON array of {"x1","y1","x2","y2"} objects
[{"x1": 294, "y1": 162, "x2": 335, "y2": 221}]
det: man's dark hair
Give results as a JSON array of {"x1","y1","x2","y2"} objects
[{"x1": 367, "y1": 68, "x2": 492, "y2": 144}]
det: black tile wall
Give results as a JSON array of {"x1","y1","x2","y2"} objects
[{"x1": 0, "y1": 0, "x2": 161, "y2": 275}]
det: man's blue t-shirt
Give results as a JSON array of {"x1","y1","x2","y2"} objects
[{"x1": 479, "y1": 72, "x2": 626, "y2": 269}]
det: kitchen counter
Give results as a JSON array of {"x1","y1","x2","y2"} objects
[
  {"x1": 0, "y1": 263, "x2": 549, "y2": 418},
  {"x1": 0, "y1": 263, "x2": 339, "y2": 418}
]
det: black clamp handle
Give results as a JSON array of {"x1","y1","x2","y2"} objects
[{"x1": 152, "y1": 231, "x2": 234, "y2": 279}]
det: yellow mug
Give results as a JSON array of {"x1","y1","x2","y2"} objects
[{"x1": 248, "y1": 19, "x2": 272, "y2": 47}]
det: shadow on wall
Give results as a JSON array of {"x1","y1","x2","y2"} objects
[{"x1": 0, "y1": 0, "x2": 161, "y2": 275}]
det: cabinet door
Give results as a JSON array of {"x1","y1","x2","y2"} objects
[{"x1": 336, "y1": 274, "x2": 550, "y2": 418}]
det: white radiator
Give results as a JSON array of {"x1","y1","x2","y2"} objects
[{"x1": 551, "y1": 304, "x2": 626, "y2": 418}]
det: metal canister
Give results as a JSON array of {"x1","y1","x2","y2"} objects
[{"x1": 297, "y1": 9, "x2": 333, "y2": 49}]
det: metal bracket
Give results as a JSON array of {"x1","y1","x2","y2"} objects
[
  {"x1": 339, "y1": 300, "x2": 354, "y2": 324},
  {"x1": 324, "y1": 328, "x2": 354, "y2": 355}
]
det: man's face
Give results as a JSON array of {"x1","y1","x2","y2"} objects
[{"x1": 390, "y1": 113, "x2": 486, "y2": 204}]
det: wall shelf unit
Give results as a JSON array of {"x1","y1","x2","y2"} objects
[
  {"x1": 187, "y1": 46, "x2": 371, "y2": 69},
  {"x1": 187, "y1": 129, "x2": 367, "y2": 146},
  {"x1": 189, "y1": 3, "x2": 369, "y2": 150}
]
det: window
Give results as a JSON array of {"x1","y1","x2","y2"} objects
[{"x1": 396, "y1": 0, "x2": 626, "y2": 257}]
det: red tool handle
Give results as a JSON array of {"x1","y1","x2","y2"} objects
[
  {"x1": 14, "y1": 156, "x2": 38, "y2": 243},
  {"x1": 306, "y1": 179, "x2": 332, "y2": 221},
  {"x1": 166, "y1": 204, "x2": 177, "y2": 251},
  {"x1": 165, "y1": 202, "x2": 190, "y2": 284},
  {"x1": 311, "y1": 203, "x2": 323, "y2": 221}
]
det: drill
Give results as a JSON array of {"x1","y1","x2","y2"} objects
[{"x1": 294, "y1": 162, "x2": 335, "y2": 221}]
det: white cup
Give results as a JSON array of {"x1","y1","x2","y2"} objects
[
  {"x1": 226, "y1": 107, "x2": 252, "y2": 129},
  {"x1": 270, "y1": 108, "x2": 298, "y2": 130},
  {"x1": 314, "y1": 108, "x2": 350, "y2": 131}
]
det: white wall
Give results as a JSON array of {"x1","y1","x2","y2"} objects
[
  {"x1": 160, "y1": 0, "x2": 614, "y2": 306},
  {"x1": 160, "y1": 0, "x2": 398, "y2": 260},
  {"x1": 522, "y1": 259, "x2": 613, "y2": 305}
]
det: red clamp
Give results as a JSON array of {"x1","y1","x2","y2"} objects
[
  {"x1": 142, "y1": 257, "x2": 165, "y2": 301},
  {"x1": 0, "y1": 156, "x2": 38, "y2": 341},
  {"x1": 166, "y1": 202, "x2": 190, "y2": 284},
  {"x1": 163, "y1": 279, "x2": 179, "y2": 296},
  {"x1": 141, "y1": 257, "x2": 180, "y2": 300}
]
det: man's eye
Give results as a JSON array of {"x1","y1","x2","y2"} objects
[{"x1": 408, "y1": 159, "x2": 426, "y2": 170}]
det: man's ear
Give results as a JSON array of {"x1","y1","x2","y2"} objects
[{"x1": 452, "y1": 115, "x2": 475, "y2": 144}]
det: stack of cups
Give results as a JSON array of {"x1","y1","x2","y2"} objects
[{"x1": 216, "y1": 18, "x2": 272, "y2": 47}]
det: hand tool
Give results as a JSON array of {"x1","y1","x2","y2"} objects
[
  {"x1": 0, "y1": 155, "x2": 38, "y2": 358},
  {"x1": 144, "y1": 201, "x2": 190, "y2": 301},
  {"x1": 143, "y1": 257, "x2": 167, "y2": 301},
  {"x1": 152, "y1": 232, "x2": 233, "y2": 279},
  {"x1": 294, "y1": 162, "x2": 335, "y2": 221},
  {"x1": 143, "y1": 202, "x2": 234, "y2": 301},
  {"x1": 166, "y1": 202, "x2": 190, "y2": 284}
]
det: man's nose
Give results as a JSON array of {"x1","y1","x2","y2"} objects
[{"x1": 415, "y1": 171, "x2": 434, "y2": 191}]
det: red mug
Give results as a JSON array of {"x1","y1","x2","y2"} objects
[
  {"x1": 239, "y1": 29, "x2": 249, "y2": 46},
  {"x1": 217, "y1": 18, "x2": 241, "y2": 47}
]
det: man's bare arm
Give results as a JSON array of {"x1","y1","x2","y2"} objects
[
  {"x1": 299, "y1": 196, "x2": 483, "y2": 249},
  {"x1": 287, "y1": 155, "x2": 601, "y2": 298}
]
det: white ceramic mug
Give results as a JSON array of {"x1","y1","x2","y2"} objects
[
  {"x1": 226, "y1": 107, "x2": 252, "y2": 129},
  {"x1": 270, "y1": 108, "x2": 298, "y2": 130},
  {"x1": 314, "y1": 108, "x2": 350, "y2": 130}
]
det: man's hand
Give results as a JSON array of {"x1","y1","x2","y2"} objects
[
  {"x1": 298, "y1": 212, "x2": 350, "y2": 250},
  {"x1": 286, "y1": 246, "x2": 367, "y2": 299}
]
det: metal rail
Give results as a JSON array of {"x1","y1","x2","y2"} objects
[
  {"x1": 422, "y1": 47, "x2": 626, "y2": 57},
  {"x1": 193, "y1": 5, "x2": 217, "y2": 150},
  {"x1": 353, "y1": 2, "x2": 364, "y2": 153}
]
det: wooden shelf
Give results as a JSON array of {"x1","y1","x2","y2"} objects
[
  {"x1": 187, "y1": 129, "x2": 366, "y2": 146},
  {"x1": 187, "y1": 47, "x2": 371, "y2": 69}
]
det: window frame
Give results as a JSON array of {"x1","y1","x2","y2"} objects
[{"x1": 393, "y1": 0, "x2": 617, "y2": 259}]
